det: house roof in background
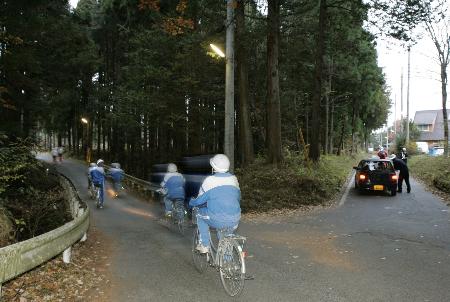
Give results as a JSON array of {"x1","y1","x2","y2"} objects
[
  {"x1": 414, "y1": 110, "x2": 450, "y2": 141},
  {"x1": 414, "y1": 110, "x2": 437, "y2": 125}
]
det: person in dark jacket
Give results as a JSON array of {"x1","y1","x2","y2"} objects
[
  {"x1": 389, "y1": 154, "x2": 411, "y2": 193},
  {"x1": 400, "y1": 147, "x2": 408, "y2": 164}
]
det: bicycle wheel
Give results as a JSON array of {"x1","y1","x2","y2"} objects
[
  {"x1": 192, "y1": 229, "x2": 208, "y2": 273},
  {"x1": 174, "y1": 204, "x2": 186, "y2": 235},
  {"x1": 96, "y1": 188, "x2": 102, "y2": 208},
  {"x1": 218, "y1": 239, "x2": 245, "y2": 297}
]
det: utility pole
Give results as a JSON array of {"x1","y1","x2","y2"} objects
[
  {"x1": 406, "y1": 46, "x2": 411, "y2": 145},
  {"x1": 401, "y1": 68, "x2": 403, "y2": 132},
  {"x1": 224, "y1": 0, "x2": 235, "y2": 171},
  {"x1": 394, "y1": 94, "x2": 397, "y2": 136}
]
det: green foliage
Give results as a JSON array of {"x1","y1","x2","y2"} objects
[
  {"x1": 409, "y1": 155, "x2": 450, "y2": 193},
  {"x1": 393, "y1": 120, "x2": 421, "y2": 153},
  {"x1": 0, "y1": 134, "x2": 71, "y2": 242},
  {"x1": 236, "y1": 154, "x2": 358, "y2": 213}
]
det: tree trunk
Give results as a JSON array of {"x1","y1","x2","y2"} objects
[
  {"x1": 236, "y1": 0, "x2": 254, "y2": 166},
  {"x1": 310, "y1": 0, "x2": 327, "y2": 162},
  {"x1": 266, "y1": 0, "x2": 282, "y2": 165},
  {"x1": 441, "y1": 64, "x2": 449, "y2": 156}
]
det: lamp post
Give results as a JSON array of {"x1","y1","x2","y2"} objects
[
  {"x1": 81, "y1": 117, "x2": 91, "y2": 163},
  {"x1": 209, "y1": 0, "x2": 235, "y2": 171}
]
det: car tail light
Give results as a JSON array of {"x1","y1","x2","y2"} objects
[
  {"x1": 359, "y1": 174, "x2": 367, "y2": 181},
  {"x1": 390, "y1": 174, "x2": 398, "y2": 181}
]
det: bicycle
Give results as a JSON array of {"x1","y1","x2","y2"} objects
[
  {"x1": 166, "y1": 198, "x2": 187, "y2": 235},
  {"x1": 191, "y1": 208, "x2": 247, "y2": 297},
  {"x1": 93, "y1": 184, "x2": 103, "y2": 209},
  {"x1": 111, "y1": 181, "x2": 124, "y2": 198},
  {"x1": 88, "y1": 182, "x2": 96, "y2": 200}
]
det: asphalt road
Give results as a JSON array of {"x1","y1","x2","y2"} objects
[{"x1": 48, "y1": 156, "x2": 450, "y2": 302}]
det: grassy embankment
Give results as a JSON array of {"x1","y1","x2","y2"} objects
[
  {"x1": 237, "y1": 154, "x2": 364, "y2": 213},
  {"x1": 409, "y1": 155, "x2": 450, "y2": 194}
]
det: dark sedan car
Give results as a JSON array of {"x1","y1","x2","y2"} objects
[{"x1": 353, "y1": 158, "x2": 398, "y2": 196}]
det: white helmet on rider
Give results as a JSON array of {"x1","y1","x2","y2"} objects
[
  {"x1": 111, "y1": 163, "x2": 121, "y2": 169},
  {"x1": 167, "y1": 163, "x2": 177, "y2": 173},
  {"x1": 210, "y1": 154, "x2": 230, "y2": 173},
  {"x1": 389, "y1": 154, "x2": 396, "y2": 160},
  {"x1": 402, "y1": 147, "x2": 406, "y2": 152},
  {"x1": 89, "y1": 162, "x2": 97, "y2": 167},
  {"x1": 97, "y1": 159, "x2": 104, "y2": 166}
]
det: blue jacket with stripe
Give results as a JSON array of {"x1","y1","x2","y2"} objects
[{"x1": 189, "y1": 172, "x2": 241, "y2": 224}]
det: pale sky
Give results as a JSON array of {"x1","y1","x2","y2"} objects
[
  {"x1": 377, "y1": 34, "x2": 443, "y2": 127},
  {"x1": 69, "y1": 0, "x2": 78, "y2": 8}
]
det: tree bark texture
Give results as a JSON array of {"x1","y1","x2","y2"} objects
[
  {"x1": 236, "y1": 0, "x2": 254, "y2": 166},
  {"x1": 310, "y1": 0, "x2": 326, "y2": 162},
  {"x1": 266, "y1": 0, "x2": 283, "y2": 165}
]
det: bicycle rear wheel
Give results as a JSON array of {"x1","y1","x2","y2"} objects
[
  {"x1": 218, "y1": 239, "x2": 245, "y2": 297},
  {"x1": 192, "y1": 229, "x2": 208, "y2": 273},
  {"x1": 174, "y1": 204, "x2": 186, "y2": 235}
]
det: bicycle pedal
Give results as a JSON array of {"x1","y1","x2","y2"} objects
[{"x1": 244, "y1": 275, "x2": 255, "y2": 280}]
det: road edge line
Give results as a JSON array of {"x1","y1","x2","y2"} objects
[{"x1": 338, "y1": 171, "x2": 355, "y2": 207}]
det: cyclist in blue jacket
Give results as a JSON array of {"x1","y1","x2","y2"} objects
[
  {"x1": 90, "y1": 159, "x2": 106, "y2": 208},
  {"x1": 189, "y1": 154, "x2": 241, "y2": 254},
  {"x1": 108, "y1": 163, "x2": 125, "y2": 197},
  {"x1": 160, "y1": 163, "x2": 185, "y2": 217}
]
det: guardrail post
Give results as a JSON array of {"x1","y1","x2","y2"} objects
[
  {"x1": 63, "y1": 246, "x2": 72, "y2": 263},
  {"x1": 80, "y1": 232, "x2": 87, "y2": 242}
]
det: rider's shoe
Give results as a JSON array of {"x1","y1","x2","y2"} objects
[
  {"x1": 196, "y1": 244, "x2": 209, "y2": 254},
  {"x1": 164, "y1": 211, "x2": 172, "y2": 218}
]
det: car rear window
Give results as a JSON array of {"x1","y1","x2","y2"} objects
[{"x1": 360, "y1": 161, "x2": 393, "y2": 171}]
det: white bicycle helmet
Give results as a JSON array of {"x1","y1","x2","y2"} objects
[
  {"x1": 97, "y1": 159, "x2": 104, "y2": 166},
  {"x1": 389, "y1": 154, "x2": 396, "y2": 160},
  {"x1": 89, "y1": 162, "x2": 97, "y2": 167},
  {"x1": 111, "y1": 162, "x2": 121, "y2": 168},
  {"x1": 210, "y1": 154, "x2": 230, "y2": 173},
  {"x1": 167, "y1": 163, "x2": 177, "y2": 173}
]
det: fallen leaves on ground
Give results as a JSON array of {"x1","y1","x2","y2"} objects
[{"x1": 2, "y1": 227, "x2": 113, "y2": 302}]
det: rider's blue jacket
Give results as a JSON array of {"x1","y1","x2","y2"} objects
[
  {"x1": 90, "y1": 167, "x2": 105, "y2": 185},
  {"x1": 189, "y1": 172, "x2": 241, "y2": 224},
  {"x1": 109, "y1": 168, "x2": 124, "y2": 183},
  {"x1": 161, "y1": 172, "x2": 185, "y2": 200}
]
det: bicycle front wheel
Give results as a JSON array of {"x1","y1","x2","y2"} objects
[
  {"x1": 218, "y1": 239, "x2": 245, "y2": 297},
  {"x1": 192, "y1": 229, "x2": 208, "y2": 273}
]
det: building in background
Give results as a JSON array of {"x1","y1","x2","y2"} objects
[{"x1": 414, "y1": 110, "x2": 450, "y2": 153}]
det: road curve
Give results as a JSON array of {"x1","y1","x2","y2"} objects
[{"x1": 46, "y1": 155, "x2": 450, "y2": 302}]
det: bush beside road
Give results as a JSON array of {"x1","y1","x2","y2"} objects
[
  {"x1": 237, "y1": 154, "x2": 363, "y2": 213},
  {"x1": 409, "y1": 155, "x2": 450, "y2": 197}
]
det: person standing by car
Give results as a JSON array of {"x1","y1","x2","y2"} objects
[
  {"x1": 400, "y1": 147, "x2": 408, "y2": 164},
  {"x1": 389, "y1": 154, "x2": 411, "y2": 193},
  {"x1": 377, "y1": 146, "x2": 388, "y2": 159}
]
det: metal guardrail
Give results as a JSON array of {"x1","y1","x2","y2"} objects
[
  {"x1": 0, "y1": 174, "x2": 89, "y2": 297},
  {"x1": 104, "y1": 164, "x2": 160, "y2": 199}
]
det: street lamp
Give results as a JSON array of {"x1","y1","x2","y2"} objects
[
  {"x1": 208, "y1": 0, "x2": 235, "y2": 171},
  {"x1": 81, "y1": 117, "x2": 91, "y2": 163},
  {"x1": 210, "y1": 44, "x2": 225, "y2": 58}
]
